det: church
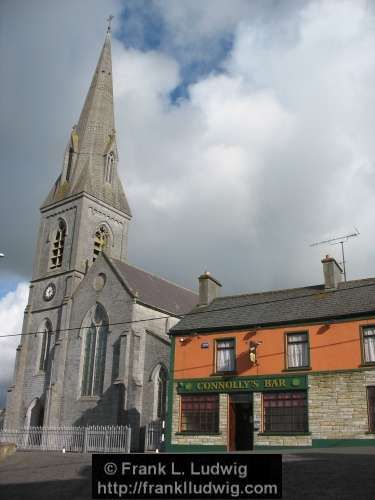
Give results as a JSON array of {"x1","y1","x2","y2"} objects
[{"x1": 5, "y1": 25, "x2": 197, "y2": 451}]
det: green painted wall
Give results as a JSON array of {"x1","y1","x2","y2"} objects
[{"x1": 166, "y1": 336, "x2": 175, "y2": 449}]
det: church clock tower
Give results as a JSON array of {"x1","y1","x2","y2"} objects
[{"x1": 36, "y1": 23, "x2": 131, "y2": 282}]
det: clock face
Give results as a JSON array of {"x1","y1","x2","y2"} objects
[{"x1": 43, "y1": 283, "x2": 56, "y2": 301}]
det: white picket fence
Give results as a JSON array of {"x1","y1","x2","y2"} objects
[{"x1": 0, "y1": 425, "x2": 131, "y2": 453}]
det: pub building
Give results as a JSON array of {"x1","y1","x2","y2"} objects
[{"x1": 166, "y1": 256, "x2": 375, "y2": 451}]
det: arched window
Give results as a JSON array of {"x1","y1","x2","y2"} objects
[
  {"x1": 50, "y1": 219, "x2": 66, "y2": 269},
  {"x1": 66, "y1": 147, "x2": 74, "y2": 181},
  {"x1": 39, "y1": 319, "x2": 53, "y2": 372},
  {"x1": 151, "y1": 364, "x2": 168, "y2": 420},
  {"x1": 25, "y1": 398, "x2": 44, "y2": 427},
  {"x1": 104, "y1": 151, "x2": 115, "y2": 183},
  {"x1": 157, "y1": 366, "x2": 168, "y2": 419},
  {"x1": 93, "y1": 225, "x2": 109, "y2": 262},
  {"x1": 81, "y1": 304, "x2": 108, "y2": 397}
]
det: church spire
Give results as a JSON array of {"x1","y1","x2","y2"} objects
[
  {"x1": 75, "y1": 25, "x2": 114, "y2": 157},
  {"x1": 42, "y1": 21, "x2": 131, "y2": 217}
]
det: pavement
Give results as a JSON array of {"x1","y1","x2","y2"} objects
[
  {"x1": 0, "y1": 451, "x2": 92, "y2": 500},
  {"x1": 0, "y1": 448, "x2": 375, "y2": 499}
]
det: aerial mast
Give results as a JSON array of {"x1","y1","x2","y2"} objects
[{"x1": 310, "y1": 228, "x2": 360, "y2": 282}]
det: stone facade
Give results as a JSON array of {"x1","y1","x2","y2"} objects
[
  {"x1": 308, "y1": 370, "x2": 375, "y2": 441},
  {"x1": 255, "y1": 369, "x2": 375, "y2": 447},
  {"x1": 169, "y1": 369, "x2": 375, "y2": 450},
  {"x1": 170, "y1": 383, "x2": 228, "y2": 447},
  {"x1": 253, "y1": 391, "x2": 312, "y2": 447}
]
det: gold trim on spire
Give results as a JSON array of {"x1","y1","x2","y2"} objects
[{"x1": 71, "y1": 125, "x2": 79, "y2": 152}]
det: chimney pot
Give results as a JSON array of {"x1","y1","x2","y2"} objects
[
  {"x1": 321, "y1": 255, "x2": 343, "y2": 289},
  {"x1": 198, "y1": 271, "x2": 222, "y2": 306}
]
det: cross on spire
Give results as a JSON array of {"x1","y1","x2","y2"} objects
[{"x1": 107, "y1": 15, "x2": 114, "y2": 33}]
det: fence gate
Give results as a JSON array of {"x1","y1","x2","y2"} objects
[
  {"x1": 145, "y1": 420, "x2": 166, "y2": 451},
  {"x1": 0, "y1": 425, "x2": 131, "y2": 453},
  {"x1": 84, "y1": 426, "x2": 131, "y2": 453}
]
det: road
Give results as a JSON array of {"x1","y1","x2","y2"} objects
[{"x1": 0, "y1": 449, "x2": 375, "y2": 499}]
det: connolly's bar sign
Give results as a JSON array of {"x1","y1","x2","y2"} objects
[{"x1": 176, "y1": 375, "x2": 307, "y2": 393}]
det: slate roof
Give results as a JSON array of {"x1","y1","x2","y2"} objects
[
  {"x1": 111, "y1": 259, "x2": 198, "y2": 316},
  {"x1": 170, "y1": 277, "x2": 375, "y2": 334}
]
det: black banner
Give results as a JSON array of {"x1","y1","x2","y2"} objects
[{"x1": 92, "y1": 453, "x2": 282, "y2": 499}]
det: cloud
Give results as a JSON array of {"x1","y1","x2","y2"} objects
[
  {"x1": 0, "y1": 283, "x2": 29, "y2": 406},
  {"x1": 110, "y1": 0, "x2": 375, "y2": 292},
  {"x1": 151, "y1": 0, "x2": 309, "y2": 57},
  {"x1": 1, "y1": 0, "x2": 375, "y2": 302}
]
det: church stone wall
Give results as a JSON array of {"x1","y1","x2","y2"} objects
[
  {"x1": 22, "y1": 307, "x2": 60, "y2": 404},
  {"x1": 141, "y1": 331, "x2": 170, "y2": 428},
  {"x1": 126, "y1": 304, "x2": 174, "y2": 450},
  {"x1": 6, "y1": 281, "x2": 64, "y2": 428},
  {"x1": 60, "y1": 256, "x2": 134, "y2": 427}
]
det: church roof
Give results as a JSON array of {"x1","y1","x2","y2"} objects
[
  {"x1": 111, "y1": 258, "x2": 198, "y2": 316},
  {"x1": 42, "y1": 29, "x2": 131, "y2": 216}
]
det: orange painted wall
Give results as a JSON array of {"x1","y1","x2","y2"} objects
[{"x1": 173, "y1": 318, "x2": 373, "y2": 379}]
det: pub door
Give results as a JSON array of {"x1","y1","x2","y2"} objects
[{"x1": 228, "y1": 393, "x2": 253, "y2": 451}]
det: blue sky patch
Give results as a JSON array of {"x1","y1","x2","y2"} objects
[{"x1": 0, "y1": 278, "x2": 24, "y2": 300}]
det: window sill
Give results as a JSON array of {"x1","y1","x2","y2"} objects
[
  {"x1": 359, "y1": 363, "x2": 375, "y2": 368},
  {"x1": 79, "y1": 396, "x2": 100, "y2": 401},
  {"x1": 258, "y1": 432, "x2": 311, "y2": 436},
  {"x1": 282, "y1": 367, "x2": 311, "y2": 372},
  {"x1": 365, "y1": 432, "x2": 375, "y2": 435},
  {"x1": 176, "y1": 432, "x2": 221, "y2": 436},
  {"x1": 211, "y1": 371, "x2": 237, "y2": 376}
]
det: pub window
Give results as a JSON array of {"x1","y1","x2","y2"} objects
[
  {"x1": 215, "y1": 339, "x2": 235, "y2": 372},
  {"x1": 362, "y1": 327, "x2": 375, "y2": 363},
  {"x1": 263, "y1": 391, "x2": 308, "y2": 433},
  {"x1": 286, "y1": 332, "x2": 309, "y2": 369},
  {"x1": 368, "y1": 386, "x2": 375, "y2": 432},
  {"x1": 180, "y1": 394, "x2": 219, "y2": 433}
]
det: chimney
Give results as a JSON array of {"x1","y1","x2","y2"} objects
[
  {"x1": 321, "y1": 255, "x2": 343, "y2": 289},
  {"x1": 198, "y1": 271, "x2": 222, "y2": 306}
]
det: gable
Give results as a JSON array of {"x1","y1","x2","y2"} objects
[{"x1": 71, "y1": 253, "x2": 133, "y2": 303}]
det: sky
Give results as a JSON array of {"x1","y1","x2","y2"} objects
[{"x1": 1, "y1": 0, "x2": 375, "y2": 405}]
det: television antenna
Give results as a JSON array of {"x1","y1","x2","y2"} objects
[{"x1": 310, "y1": 228, "x2": 360, "y2": 282}]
